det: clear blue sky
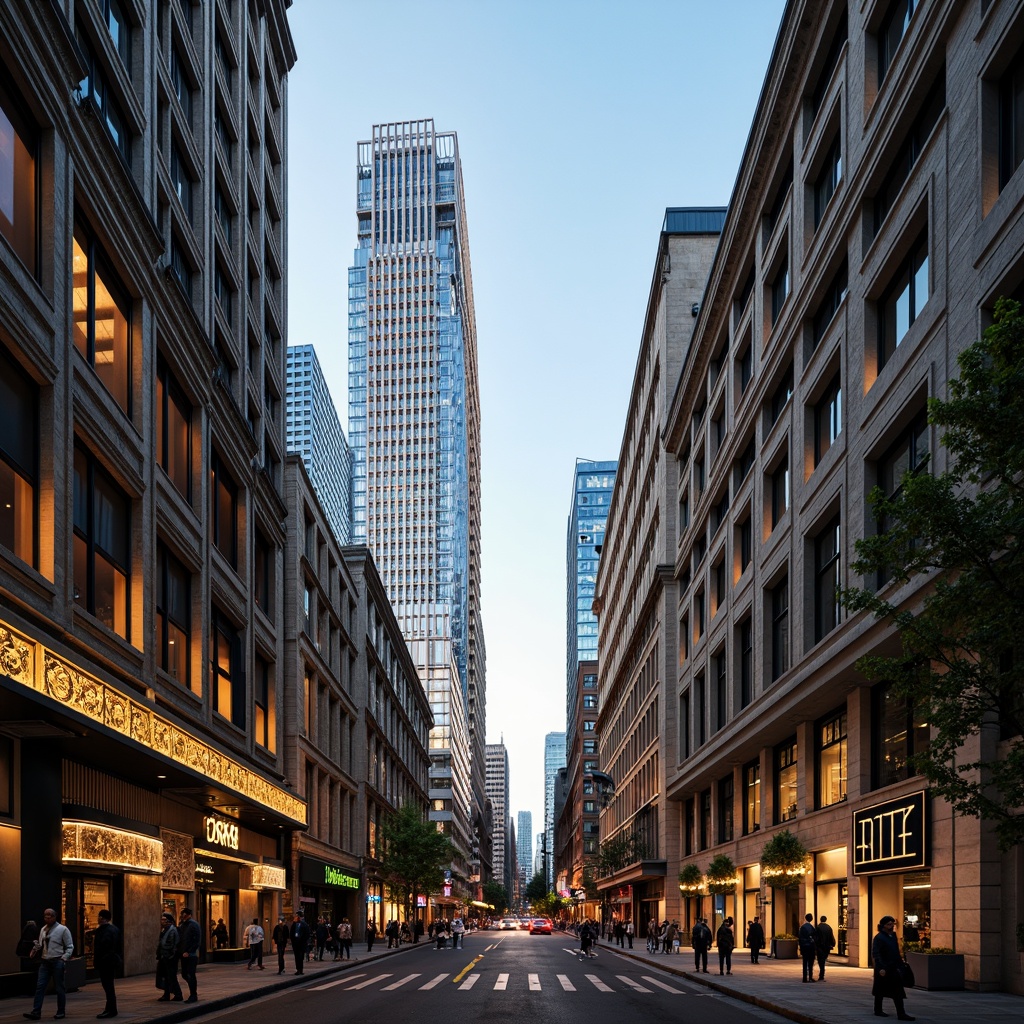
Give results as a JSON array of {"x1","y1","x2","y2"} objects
[{"x1": 287, "y1": 0, "x2": 787, "y2": 837}]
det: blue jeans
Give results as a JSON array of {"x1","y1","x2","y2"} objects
[{"x1": 33, "y1": 958, "x2": 65, "y2": 1015}]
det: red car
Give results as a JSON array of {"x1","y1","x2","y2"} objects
[{"x1": 529, "y1": 918, "x2": 553, "y2": 935}]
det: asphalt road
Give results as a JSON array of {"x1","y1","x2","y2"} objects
[{"x1": 188, "y1": 931, "x2": 792, "y2": 1024}]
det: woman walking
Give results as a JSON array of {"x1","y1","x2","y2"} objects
[
  {"x1": 871, "y1": 916, "x2": 915, "y2": 1020},
  {"x1": 716, "y1": 916, "x2": 735, "y2": 975}
]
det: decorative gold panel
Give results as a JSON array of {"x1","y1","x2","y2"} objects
[
  {"x1": 62, "y1": 821, "x2": 163, "y2": 874},
  {"x1": 160, "y1": 829, "x2": 196, "y2": 891},
  {"x1": 0, "y1": 619, "x2": 305, "y2": 825},
  {"x1": 243, "y1": 863, "x2": 287, "y2": 891}
]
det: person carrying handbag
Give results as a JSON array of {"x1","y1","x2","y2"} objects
[{"x1": 871, "y1": 915, "x2": 915, "y2": 1021}]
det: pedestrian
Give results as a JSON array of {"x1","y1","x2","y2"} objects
[
  {"x1": 244, "y1": 917, "x2": 264, "y2": 970},
  {"x1": 815, "y1": 914, "x2": 836, "y2": 981},
  {"x1": 746, "y1": 916, "x2": 765, "y2": 964},
  {"x1": 365, "y1": 918, "x2": 376, "y2": 952},
  {"x1": 414, "y1": 918, "x2": 424, "y2": 944},
  {"x1": 314, "y1": 917, "x2": 328, "y2": 961},
  {"x1": 23, "y1": 907, "x2": 74, "y2": 1021},
  {"x1": 662, "y1": 919, "x2": 677, "y2": 954},
  {"x1": 336, "y1": 918, "x2": 352, "y2": 960},
  {"x1": 289, "y1": 913, "x2": 310, "y2": 974},
  {"x1": 156, "y1": 911, "x2": 183, "y2": 1002},
  {"x1": 614, "y1": 919, "x2": 624, "y2": 947},
  {"x1": 578, "y1": 919, "x2": 596, "y2": 960},
  {"x1": 691, "y1": 917, "x2": 711, "y2": 973},
  {"x1": 91, "y1": 910, "x2": 121, "y2": 1019},
  {"x1": 16, "y1": 920, "x2": 39, "y2": 962},
  {"x1": 178, "y1": 907, "x2": 201, "y2": 1003},
  {"x1": 717, "y1": 916, "x2": 735, "y2": 975},
  {"x1": 212, "y1": 919, "x2": 228, "y2": 949},
  {"x1": 872, "y1": 916, "x2": 915, "y2": 1020},
  {"x1": 272, "y1": 916, "x2": 289, "y2": 974},
  {"x1": 451, "y1": 917, "x2": 465, "y2": 949},
  {"x1": 625, "y1": 919, "x2": 634, "y2": 949},
  {"x1": 798, "y1": 913, "x2": 818, "y2": 983}
]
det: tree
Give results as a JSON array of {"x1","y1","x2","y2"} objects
[
  {"x1": 377, "y1": 801, "x2": 453, "y2": 922},
  {"x1": 481, "y1": 880, "x2": 509, "y2": 914},
  {"x1": 524, "y1": 871, "x2": 548, "y2": 904},
  {"x1": 842, "y1": 298, "x2": 1024, "y2": 850}
]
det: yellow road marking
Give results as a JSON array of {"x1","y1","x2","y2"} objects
[{"x1": 453, "y1": 955, "x2": 484, "y2": 983}]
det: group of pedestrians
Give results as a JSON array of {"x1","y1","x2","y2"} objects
[{"x1": 798, "y1": 913, "x2": 837, "y2": 982}]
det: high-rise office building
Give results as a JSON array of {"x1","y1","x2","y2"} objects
[
  {"x1": 485, "y1": 742, "x2": 510, "y2": 897},
  {"x1": 543, "y1": 731, "x2": 566, "y2": 889},
  {"x1": 347, "y1": 120, "x2": 485, "y2": 886},
  {"x1": 516, "y1": 810, "x2": 533, "y2": 887},
  {"x1": 286, "y1": 345, "x2": 352, "y2": 545}
]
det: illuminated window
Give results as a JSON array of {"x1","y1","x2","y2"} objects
[
  {"x1": 0, "y1": 72, "x2": 38, "y2": 272},
  {"x1": 211, "y1": 609, "x2": 244, "y2": 726},
  {"x1": 814, "y1": 376, "x2": 842, "y2": 465},
  {"x1": 0, "y1": 344, "x2": 37, "y2": 566},
  {"x1": 254, "y1": 655, "x2": 276, "y2": 752},
  {"x1": 743, "y1": 760, "x2": 760, "y2": 834},
  {"x1": 879, "y1": 232, "x2": 929, "y2": 370},
  {"x1": 157, "y1": 542, "x2": 192, "y2": 692},
  {"x1": 817, "y1": 709, "x2": 848, "y2": 808},
  {"x1": 210, "y1": 452, "x2": 237, "y2": 567},
  {"x1": 873, "y1": 680, "x2": 929, "y2": 789},
  {"x1": 814, "y1": 516, "x2": 842, "y2": 642},
  {"x1": 156, "y1": 358, "x2": 191, "y2": 501},
  {"x1": 775, "y1": 738, "x2": 798, "y2": 823}
]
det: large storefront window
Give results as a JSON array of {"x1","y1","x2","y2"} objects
[
  {"x1": 743, "y1": 760, "x2": 760, "y2": 835},
  {"x1": 62, "y1": 875, "x2": 113, "y2": 972},
  {"x1": 814, "y1": 847, "x2": 848, "y2": 956},
  {"x1": 873, "y1": 681, "x2": 929, "y2": 788},
  {"x1": 775, "y1": 739, "x2": 798, "y2": 823},
  {"x1": 870, "y1": 869, "x2": 931, "y2": 948}
]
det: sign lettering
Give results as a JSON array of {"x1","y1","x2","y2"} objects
[
  {"x1": 204, "y1": 816, "x2": 239, "y2": 850},
  {"x1": 323, "y1": 865, "x2": 359, "y2": 889},
  {"x1": 852, "y1": 792, "x2": 927, "y2": 875}
]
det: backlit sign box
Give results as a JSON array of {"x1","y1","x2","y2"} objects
[{"x1": 853, "y1": 791, "x2": 928, "y2": 875}]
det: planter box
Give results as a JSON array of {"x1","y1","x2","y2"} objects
[
  {"x1": 773, "y1": 938, "x2": 798, "y2": 960},
  {"x1": 208, "y1": 947, "x2": 250, "y2": 963},
  {"x1": 905, "y1": 951, "x2": 964, "y2": 991}
]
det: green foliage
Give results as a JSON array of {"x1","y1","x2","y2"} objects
[
  {"x1": 678, "y1": 863, "x2": 704, "y2": 891},
  {"x1": 377, "y1": 801, "x2": 453, "y2": 922},
  {"x1": 596, "y1": 830, "x2": 651, "y2": 876},
  {"x1": 760, "y1": 829, "x2": 809, "y2": 888},
  {"x1": 530, "y1": 891, "x2": 567, "y2": 918},
  {"x1": 481, "y1": 881, "x2": 509, "y2": 914},
  {"x1": 841, "y1": 298, "x2": 1024, "y2": 850},
  {"x1": 774, "y1": 933, "x2": 797, "y2": 940},
  {"x1": 524, "y1": 871, "x2": 548, "y2": 903},
  {"x1": 705, "y1": 854, "x2": 737, "y2": 894}
]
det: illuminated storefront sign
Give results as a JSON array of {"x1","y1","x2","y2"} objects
[
  {"x1": 853, "y1": 791, "x2": 928, "y2": 874},
  {"x1": 204, "y1": 815, "x2": 239, "y2": 850},
  {"x1": 62, "y1": 821, "x2": 163, "y2": 874},
  {"x1": 299, "y1": 856, "x2": 360, "y2": 889},
  {"x1": 243, "y1": 863, "x2": 287, "y2": 891}
]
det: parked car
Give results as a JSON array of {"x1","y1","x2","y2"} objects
[
  {"x1": 529, "y1": 918, "x2": 553, "y2": 935},
  {"x1": 500, "y1": 918, "x2": 518, "y2": 930},
  {"x1": 518, "y1": 918, "x2": 531, "y2": 930}
]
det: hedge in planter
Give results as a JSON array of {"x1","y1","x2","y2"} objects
[
  {"x1": 705, "y1": 854, "x2": 737, "y2": 895},
  {"x1": 760, "y1": 829, "x2": 809, "y2": 889},
  {"x1": 904, "y1": 948, "x2": 964, "y2": 991}
]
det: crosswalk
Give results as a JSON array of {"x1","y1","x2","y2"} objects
[{"x1": 309, "y1": 969, "x2": 691, "y2": 995}]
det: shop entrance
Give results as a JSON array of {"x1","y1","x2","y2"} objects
[
  {"x1": 61, "y1": 875, "x2": 114, "y2": 974},
  {"x1": 204, "y1": 892, "x2": 232, "y2": 950}
]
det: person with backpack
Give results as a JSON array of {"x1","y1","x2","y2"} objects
[{"x1": 691, "y1": 918, "x2": 712, "y2": 973}]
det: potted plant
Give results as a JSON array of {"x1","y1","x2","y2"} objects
[
  {"x1": 705, "y1": 854, "x2": 737, "y2": 895},
  {"x1": 773, "y1": 933, "x2": 798, "y2": 959},
  {"x1": 760, "y1": 829, "x2": 809, "y2": 889},
  {"x1": 678, "y1": 863, "x2": 704, "y2": 894},
  {"x1": 903, "y1": 946, "x2": 964, "y2": 991}
]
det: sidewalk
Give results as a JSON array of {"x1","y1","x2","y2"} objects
[
  {"x1": 601, "y1": 937, "x2": 1024, "y2": 1024},
  {"x1": 0, "y1": 944, "x2": 413, "y2": 1024}
]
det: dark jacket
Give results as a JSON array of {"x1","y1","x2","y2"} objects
[
  {"x1": 289, "y1": 919, "x2": 310, "y2": 950},
  {"x1": 716, "y1": 923, "x2": 735, "y2": 953},
  {"x1": 157, "y1": 924, "x2": 179, "y2": 962},
  {"x1": 272, "y1": 923, "x2": 289, "y2": 947},
  {"x1": 746, "y1": 922, "x2": 765, "y2": 950},
  {"x1": 871, "y1": 930, "x2": 906, "y2": 999},
  {"x1": 815, "y1": 921, "x2": 836, "y2": 954},
  {"x1": 93, "y1": 922, "x2": 121, "y2": 969},
  {"x1": 691, "y1": 923, "x2": 711, "y2": 950},
  {"x1": 180, "y1": 918, "x2": 201, "y2": 957},
  {"x1": 798, "y1": 921, "x2": 818, "y2": 953}
]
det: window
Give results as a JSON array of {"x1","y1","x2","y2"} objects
[
  {"x1": 879, "y1": 232, "x2": 929, "y2": 369},
  {"x1": 170, "y1": 235, "x2": 193, "y2": 298},
  {"x1": 874, "y1": 78, "x2": 945, "y2": 233},
  {"x1": 0, "y1": 73, "x2": 39, "y2": 272},
  {"x1": 877, "y1": 0, "x2": 920, "y2": 87},
  {"x1": 771, "y1": 255, "x2": 790, "y2": 326},
  {"x1": 817, "y1": 709, "x2": 848, "y2": 808},
  {"x1": 875, "y1": 410, "x2": 929, "y2": 586},
  {"x1": 211, "y1": 609, "x2": 245, "y2": 727},
  {"x1": 700, "y1": 788, "x2": 712, "y2": 850},
  {"x1": 215, "y1": 264, "x2": 233, "y2": 324},
  {"x1": 254, "y1": 655, "x2": 275, "y2": 752},
  {"x1": 739, "y1": 618, "x2": 753, "y2": 708},
  {"x1": 684, "y1": 798, "x2": 695, "y2": 856},
  {"x1": 254, "y1": 530, "x2": 272, "y2": 613},
  {"x1": 73, "y1": 445, "x2": 130, "y2": 638},
  {"x1": 156, "y1": 358, "x2": 191, "y2": 501},
  {"x1": 714, "y1": 649, "x2": 727, "y2": 732},
  {"x1": 810, "y1": 8, "x2": 848, "y2": 116},
  {"x1": 101, "y1": 0, "x2": 130, "y2": 67},
  {"x1": 743, "y1": 760, "x2": 761, "y2": 834},
  {"x1": 157, "y1": 542, "x2": 192, "y2": 692},
  {"x1": 771, "y1": 575, "x2": 790, "y2": 682},
  {"x1": 210, "y1": 452, "x2": 238, "y2": 567},
  {"x1": 765, "y1": 161, "x2": 793, "y2": 237},
  {"x1": 718, "y1": 775, "x2": 734, "y2": 843},
  {"x1": 736, "y1": 438, "x2": 755, "y2": 483},
  {"x1": 583, "y1": 720, "x2": 596, "y2": 732},
  {"x1": 583, "y1": 694, "x2": 598, "y2": 709},
  {"x1": 583, "y1": 800, "x2": 596, "y2": 814},
  {"x1": 814, "y1": 376, "x2": 842, "y2": 465},
  {"x1": 215, "y1": 186, "x2": 232, "y2": 242},
  {"x1": 770, "y1": 366, "x2": 793, "y2": 425},
  {"x1": 771, "y1": 456, "x2": 789, "y2": 530},
  {"x1": 170, "y1": 48, "x2": 191, "y2": 121},
  {"x1": 583, "y1": 740, "x2": 597, "y2": 755},
  {"x1": 812, "y1": 260, "x2": 848, "y2": 347},
  {"x1": 713, "y1": 489, "x2": 731, "y2": 531},
  {"x1": 696, "y1": 673, "x2": 706, "y2": 747},
  {"x1": 813, "y1": 136, "x2": 842, "y2": 228},
  {"x1": 814, "y1": 516, "x2": 842, "y2": 642},
  {"x1": 694, "y1": 456, "x2": 705, "y2": 495},
  {"x1": 679, "y1": 691, "x2": 690, "y2": 762},
  {"x1": 873, "y1": 680, "x2": 929, "y2": 788},
  {"x1": 695, "y1": 590, "x2": 705, "y2": 640},
  {"x1": 775, "y1": 739, "x2": 798, "y2": 823},
  {"x1": 679, "y1": 490, "x2": 689, "y2": 530},
  {"x1": 738, "y1": 518, "x2": 752, "y2": 573},
  {"x1": 715, "y1": 560, "x2": 727, "y2": 609},
  {"x1": 0, "y1": 344, "x2": 37, "y2": 565},
  {"x1": 77, "y1": 32, "x2": 131, "y2": 164},
  {"x1": 583, "y1": 673, "x2": 597, "y2": 688},
  {"x1": 738, "y1": 345, "x2": 753, "y2": 393},
  {"x1": 170, "y1": 144, "x2": 192, "y2": 219},
  {"x1": 73, "y1": 219, "x2": 131, "y2": 414},
  {"x1": 1000, "y1": 43, "x2": 1024, "y2": 190}
]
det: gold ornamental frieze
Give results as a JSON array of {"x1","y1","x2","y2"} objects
[
  {"x1": 62, "y1": 821, "x2": 163, "y2": 874},
  {"x1": 0, "y1": 619, "x2": 305, "y2": 825}
]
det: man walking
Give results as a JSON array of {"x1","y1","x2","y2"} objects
[
  {"x1": 798, "y1": 913, "x2": 818, "y2": 983},
  {"x1": 272, "y1": 917, "x2": 289, "y2": 974},
  {"x1": 245, "y1": 918, "x2": 264, "y2": 970},
  {"x1": 156, "y1": 912, "x2": 183, "y2": 1002},
  {"x1": 94, "y1": 909, "x2": 120, "y2": 1019},
  {"x1": 178, "y1": 907, "x2": 201, "y2": 1002},
  {"x1": 815, "y1": 915, "x2": 836, "y2": 981},
  {"x1": 691, "y1": 918, "x2": 711, "y2": 973},
  {"x1": 746, "y1": 915, "x2": 765, "y2": 964},
  {"x1": 625, "y1": 919, "x2": 634, "y2": 949},
  {"x1": 289, "y1": 914, "x2": 310, "y2": 974},
  {"x1": 24, "y1": 907, "x2": 74, "y2": 1021}
]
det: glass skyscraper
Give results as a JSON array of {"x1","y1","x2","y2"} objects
[
  {"x1": 347, "y1": 120, "x2": 484, "y2": 882},
  {"x1": 544, "y1": 731, "x2": 566, "y2": 890},
  {"x1": 285, "y1": 344, "x2": 352, "y2": 545},
  {"x1": 516, "y1": 810, "x2": 532, "y2": 892}
]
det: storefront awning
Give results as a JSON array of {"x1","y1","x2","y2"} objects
[{"x1": 470, "y1": 900, "x2": 493, "y2": 909}]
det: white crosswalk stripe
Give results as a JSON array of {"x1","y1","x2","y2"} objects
[
  {"x1": 641, "y1": 975, "x2": 687, "y2": 993},
  {"x1": 494, "y1": 973, "x2": 509, "y2": 990},
  {"x1": 345, "y1": 974, "x2": 392, "y2": 989},
  {"x1": 586, "y1": 973, "x2": 613, "y2": 992},
  {"x1": 617, "y1": 975, "x2": 653, "y2": 992},
  {"x1": 528, "y1": 973, "x2": 541, "y2": 991},
  {"x1": 557, "y1": 974, "x2": 576, "y2": 991},
  {"x1": 419, "y1": 973, "x2": 449, "y2": 989},
  {"x1": 381, "y1": 974, "x2": 421, "y2": 990},
  {"x1": 310, "y1": 973, "x2": 366, "y2": 990},
  {"x1": 458, "y1": 973, "x2": 480, "y2": 990}
]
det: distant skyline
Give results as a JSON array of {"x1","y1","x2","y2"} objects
[{"x1": 287, "y1": 0, "x2": 787, "y2": 832}]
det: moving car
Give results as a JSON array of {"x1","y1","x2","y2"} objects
[
  {"x1": 529, "y1": 918, "x2": 553, "y2": 935},
  {"x1": 500, "y1": 918, "x2": 518, "y2": 930}
]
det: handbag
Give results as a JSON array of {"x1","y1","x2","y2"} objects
[{"x1": 897, "y1": 959, "x2": 915, "y2": 988}]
